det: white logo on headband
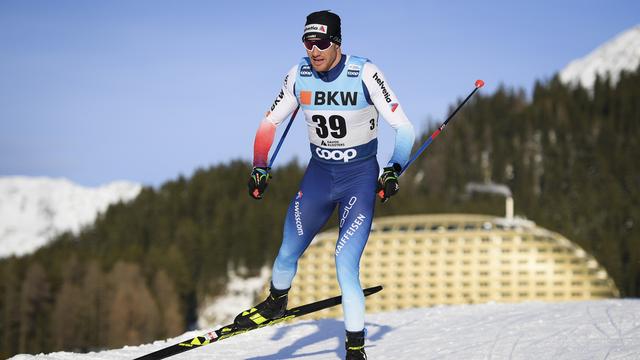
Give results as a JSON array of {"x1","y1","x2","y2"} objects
[{"x1": 304, "y1": 24, "x2": 328, "y2": 34}]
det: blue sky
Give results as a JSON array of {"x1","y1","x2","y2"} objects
[{"x1": 1, "y1": 1, "x2": 638, "y2": 186}]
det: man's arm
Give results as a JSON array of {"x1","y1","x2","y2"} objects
[
  {"x1": 362, "y1": 62, "x2": 415, "y2": 170},
  {"x1": 253, "y1": 65, "x2": 299, "y2": 167}
]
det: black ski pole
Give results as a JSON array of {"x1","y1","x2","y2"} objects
[{"x1": 399, "y1": 79, "x2": 484, "y2": 176}]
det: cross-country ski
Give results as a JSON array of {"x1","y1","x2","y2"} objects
[{"x1": 134, "y1": 286, "x2": 383, "y2": 360}]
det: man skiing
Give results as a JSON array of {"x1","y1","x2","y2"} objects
[{"x1": 237, "y1": 10, "x2": 415, "y2": 360}]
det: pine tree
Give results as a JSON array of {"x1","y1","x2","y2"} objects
[{"x1": 18, "y1": 262, "x2": 51, "y2": 354}]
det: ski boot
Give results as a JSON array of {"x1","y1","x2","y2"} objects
[
  {"x1": 233, "y1": 283, "x2": 289, "y2": 329},
  {"x1": 345, "y1": 330, "x2": 367, "y2": 360}
]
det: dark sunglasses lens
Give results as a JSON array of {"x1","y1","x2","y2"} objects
[
  {"x1": 304, "y1": 39, "x2": 332, "y2": 51},
  {"x1": 316, "y1": 40, "x2": 332, "y2": 50}
]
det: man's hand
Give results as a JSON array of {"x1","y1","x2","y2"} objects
[
  {"x1": 248, "y1": 167, "x2": 271, "y2": 200},
  {"x1": 376, "y1": 164, "x2": 401, "y2": 203}
]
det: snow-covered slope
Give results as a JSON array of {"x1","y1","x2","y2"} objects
[
  {"x1": 0, "y1": 176, "x2": 142, "y2": 258},
  {"x1": 560, "y1": 25, "x2": 640, "y2": 89},
  {"x1": 11, "y1": 299, "x2": 640, "y2": 359},
  {"x1": 198, "y1": 266, "x2": 271, "y2": 328}
]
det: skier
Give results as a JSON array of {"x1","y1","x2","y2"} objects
[{"x1": 236, "y1": 10, "x2": 415, "y2": 360}]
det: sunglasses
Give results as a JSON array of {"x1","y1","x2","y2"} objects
[{"x1": 303, "y1": 39, "x2": 333, "y2": 51}]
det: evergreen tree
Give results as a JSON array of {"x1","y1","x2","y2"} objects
[
  {"x1": 18, "y1": 262, "x2": 51, "y2": 354},
  {"x1": 1, "y1": 259, "x2": 22, "y2": 358}
]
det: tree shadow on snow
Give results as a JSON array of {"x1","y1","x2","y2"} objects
[{"x1": 245, "y1": 318, "x2": 393, "y2": 360}]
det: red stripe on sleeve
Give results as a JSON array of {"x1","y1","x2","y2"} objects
[{"x1": 253, "y1": 120, "x2": 277, "y2": 167}]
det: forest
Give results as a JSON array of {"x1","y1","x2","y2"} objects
[{"x1": 1, "y1": 66, "x2": 638, "y2": 358}]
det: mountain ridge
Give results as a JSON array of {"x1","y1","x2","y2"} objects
[
  {"x1": 0, "y1": 176, "x2": 141, "y2": 258},
  {"x1": 560, "y1": 25, "x2": 640, "y2": 89}
]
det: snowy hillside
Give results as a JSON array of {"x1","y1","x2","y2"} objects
[
  {"x1": 560, "y1": 25, "x2": 640, "y2": 89},
  {"x1": 11, "y1": 299, "x2": 640, "y2": 359},
  {"x1": 0, "y1": 176, "x2": 141, "y2": 258},
  {"x1": 198, "y1": 266, "x2": 271, "y2": 328}
]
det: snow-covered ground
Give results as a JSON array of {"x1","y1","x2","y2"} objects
[
  {"x1": 11, "y1": 299, "x2": 640, "y2": 359},
  {"x1": 0, "y1": 176, "x2": 141, "y2": 258},
  {"x1": 197, "y1": 266, "x2": 271, "y2": 328},
  {"x1": 560, "y1": 25, "x2": 640, "y2": 89}
]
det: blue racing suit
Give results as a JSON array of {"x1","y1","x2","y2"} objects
[{"x1": 253, "y1": 54, "x2": 415, "y2": 332}]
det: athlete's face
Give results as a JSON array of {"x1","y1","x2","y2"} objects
[{"x1": 304, "y1": 40, "x2": 342, "y2": 72}]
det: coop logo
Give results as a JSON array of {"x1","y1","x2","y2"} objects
[
  {"x1": 300, "y1": 64, "x2": 312, "y2": 77},
  {"x1": 270, "y1": 89, "x2": 284, "y2": 111},
  {"x1": 315, "y1": 147, "x2": 357, "y2": 162},
  {"x1": 347, "y1": 64, "x2": 361, "y2": 77},
  {"x1": 372, "y1": 72, "x2": 392, "y2": 103},
  {"x1": 304, "y1": 24, "x2": 328, "y2": 34}
]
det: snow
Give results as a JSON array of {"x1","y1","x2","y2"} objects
[
  {"x1": 0, "y1": 176, "x2": 141, "y2": 258},
  {"x1": 560, "y1": 25, "x2": 640, "y2": 89},
  {"x1": 197, "y1": 266, "x2": 271, "y2": 329},
  {"x1": 10, "y1": 299, "x2": 640, "y2": 359}
]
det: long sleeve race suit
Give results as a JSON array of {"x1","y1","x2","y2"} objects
[{"x1": 252, "y1": 55, "x2": 415, "y2": 332}]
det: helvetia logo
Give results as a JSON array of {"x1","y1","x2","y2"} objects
[
  {"x1": 372, "y1": 72, "x2": 392, "y2": 103},
  {"x1": 304, "y1": 24, "x2": 328, "y2": 34}
]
